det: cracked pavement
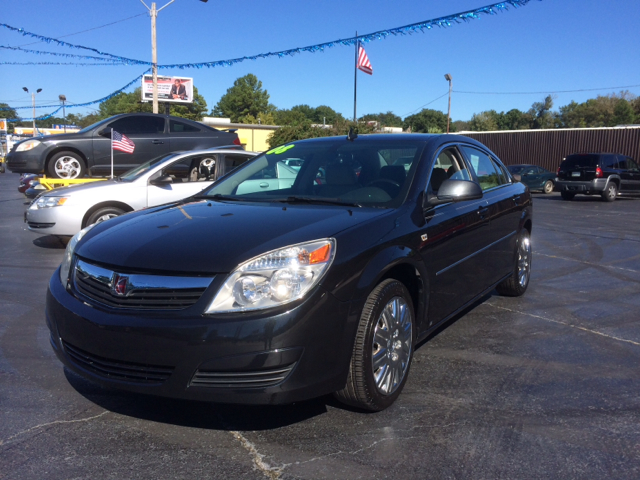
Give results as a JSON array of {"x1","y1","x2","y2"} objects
[{"x1": 1, "y1": 172, "x2": 639, "y2": 479}]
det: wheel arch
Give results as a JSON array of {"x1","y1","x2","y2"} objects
[{"x1": 82, "y1": 201, "x2": 134, "y2": 228}]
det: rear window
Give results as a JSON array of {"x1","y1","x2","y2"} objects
[{"x1": 562, "y1": 154, "x2": 599, "y2": 168}]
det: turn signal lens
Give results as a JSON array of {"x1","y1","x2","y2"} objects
[{"x1": 595, "y1": 167, "x2": 603, "y2": 178}]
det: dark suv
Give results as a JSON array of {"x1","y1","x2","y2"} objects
[
  {"x1": 6, "y1": 113, "x2": 241, "y2": 179},
  {"x1": 556, "y1": 153, "x2": 640, "y2": 201}
]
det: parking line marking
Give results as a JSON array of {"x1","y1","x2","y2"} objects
[
  {"x1": 486, "y1": 303, "x2": 640, "y2": 347},
  {"x1": 534, "y1": 251, "x2": 640, "y2": 274}
]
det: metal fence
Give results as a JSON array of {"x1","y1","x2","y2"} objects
[{"x1": 460, "y1": 127, "x2": 640, "y2": 172}]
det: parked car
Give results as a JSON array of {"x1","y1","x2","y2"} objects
[
  {"x1": 507, "y1": 164, "x2": 556, "y2": 194},
  {"x1": 26, "y1": 148, "x2": 256, "y2": 236},
  {"x1": 6, "y1": 113, "x2": 242, "y2": 179},
  {"x1": 46, "y1": 134, "x2": 532, "y2": 411},
  {"x1": 556, "y1": 153, "x2": 640, "y2": 201}
]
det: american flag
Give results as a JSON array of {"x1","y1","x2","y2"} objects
[
  {"x1": 112, "y1": 130, "x2": 135, "y2": 154},
  {"x1": 357, "y1": 42, "x2": 373, "y2": 75}
]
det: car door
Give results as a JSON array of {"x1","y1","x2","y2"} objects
[
  {"x1": 418, "y1": 145, "x2": 491, "y2": 321},
  {"x1": 168, "y1": 118, "x2": 216, "y2": 152},
  {"x1": 521, "y1": 166, "x2": 542, "y2": 189},
  {"x1": 617, "y1": 156, "x2": 640, "y2": 193},
  {"x1": 460, "y1": 145, "x2": 522, "y2": 286},
  {"x1": 146, "y1": 153, "x2": 217, "y2": 206},
  {"x1": 92, "y1": 115, "x2": 169, "y2": 175}
]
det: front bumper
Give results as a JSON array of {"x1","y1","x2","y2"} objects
[
  {"x1": 26, "y1": 204, "x2": 84, "y2": 236},
  {"x1": 46, "y1": 267, "x2": 358, "y2": 404},
  {"x1": 555, "y1": 178, "x2": 606, "y2": 194},
  {"x1": 6, "y1": 149, "x2": 46, "y2": 174}
]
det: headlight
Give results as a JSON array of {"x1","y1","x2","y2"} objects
[
  {"x1": 59, "y1": 223, "x2": 96, "y2": 287},
  {"x1": 16, "y1": 139, "x2": 41, "y2": 152},
  {"x1": 205, "y1": 238, "x2": 336, "y2": 314},
  {"x1": 33, "y1": 196, "x2": 68, "y2": 209}
]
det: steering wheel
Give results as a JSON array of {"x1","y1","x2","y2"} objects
[{"x1": 200, "y1": 158, "x2": 215, "y2": 169}]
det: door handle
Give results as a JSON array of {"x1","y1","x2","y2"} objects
[
  {"x1": 152, "y1": 140, "x2": 164, "y2": 144},
  {"x1": 512, "y1": 195, "x2": 521, "y2": 204},
  {"x1": 477, "y1": 205, "x2": 489, "y2": 216},
  {"x1": 259, "y1": 182, "x2": 269, "y2": 188}
]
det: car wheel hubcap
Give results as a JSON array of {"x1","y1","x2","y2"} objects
[
  {"x1": 608, "y1": 185, "x2": 616, "y2": 198},
  {"x1": 371, "y1": 296, "x2": 412, "y2": 395},
  {"x1": 54, "y1": 156, "x2": 81, "y2": 179},
  {"x1": 94, "y1": 213, "x2": 118, "y2": 224},
  {"x1": 518, "y1": 233, "x2": 532, "y2": 288}
]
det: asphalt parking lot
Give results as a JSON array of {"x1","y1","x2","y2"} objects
[{"x1": 1, "y1": 171, "x2": 639, "y2": 479}]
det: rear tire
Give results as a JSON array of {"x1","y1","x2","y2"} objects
[
  {"x1": 85, "y1": 207, "x2": 124, "y2": 227},
  {"x1": 560, "y1": 191, "x2": 575, "y2": 201},
  {"x1": 601, "y1": 182, "x2": 617, "y2": 202},
  {"x1": 48, "y1": 151, "x2": 86, "y2": 179},
  {"x1": 543, "y1": 180, "x2": 554, "y2": 194},
  {"x1": 496, "y1": 229, "x2": 531, "y2": 297},
  {"x1": 334, "y1": 279, "x2": 415, "y2": 411}
]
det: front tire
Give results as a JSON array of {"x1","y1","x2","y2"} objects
[
  {"x1": 334, "y1": 279, "x2": 415, "y2": 411},
  {"x1": 85, "y1": 207, "x2": 124, "y2": 227},
  {"x1": 48, "y1": 152, "x2": 86, "y2": 179},
  {"x1": 496, "y1": 229, "x2": 532, "y2": 297},
  {"x1": 543, "y1": 180, "x2": 554, "y2": 194},
  {"x1": 601, "y1": 182, "x2": 617, "y2": 202}
]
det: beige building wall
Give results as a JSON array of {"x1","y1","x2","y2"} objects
[{"x1": 201, "y1": 117, "x2": 279, "y2": 152}]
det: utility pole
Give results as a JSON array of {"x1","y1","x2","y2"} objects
[
  {"x1": 141, "y1": 0, "x2": 174, "y2": 114},
  {"x1": 444, "y1": 73, "x2": 452, "y2": 134},
  {"x1": 59, "y1": 95, "x2": 67, "y2": 132}
]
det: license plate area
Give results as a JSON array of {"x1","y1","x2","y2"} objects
[{"x1": 571, "y1": 171, "x2": 581, "y2": 177}]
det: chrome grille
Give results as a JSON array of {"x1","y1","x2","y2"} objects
[
  {"x1": 190, "y1": 364, "x2": 296, "y2": 389},
  {"x1": 62, "y1": 340, "x2": 174, "y2": 384},
  {"x1": 73, "y1": 258, "x2": 213, "y2": 310}
]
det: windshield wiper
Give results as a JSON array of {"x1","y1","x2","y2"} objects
[
  {"x1": 276, "y1": 196, "x2": 361, "y2": 207},
  {"x1": 193, "y1": 193, "x2": 244, "y2": 201}
]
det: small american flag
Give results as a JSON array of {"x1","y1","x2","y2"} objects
[
  {"x1": 112, "y1": 130, "x2": 135, "y2": 154},
  {"x1": 357, "y1": 42, "x2": 373, "y2": 75}
]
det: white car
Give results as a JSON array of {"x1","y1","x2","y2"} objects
[{"x1": 25, "y1": 148, "x2": 256, "y2": 236}]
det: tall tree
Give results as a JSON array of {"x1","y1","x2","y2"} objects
[
  {"x1": 403, "y1": 109, "x2": 449, "y2": 133},
  {"x1": 361, "y1": 111, "x2": 403, "y2": 128},
  {"x1": 528, "y1": 95, "x2": 556, "y2": 129},
  {"x1": 212, "y1": 74, "x2": 274, "y2": 123},
  {"x1": 468, "y1": 111, "x2": 499, "y2": 131}
]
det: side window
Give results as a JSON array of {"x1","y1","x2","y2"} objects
[
  {"x1": 224, "y1": 154, "x2": 252, "y2": 172},
  {"x1": 460, "y1": 145, "x2": 506, "y2": 191},
  {"x1": 428, "y1": 147, "x2": 470, "y2": 194},
  {"x1": 110, "y1": 116, "x2": 165, "y2": 135},
  {"x1": 627, "y1": 158, "x2": 639, "y2": 172},
  {"x1": 163, "y1": 155, "x2": 217, "y2": 182},
  {"x1": 602, "y1": 155, "x2": 619, "y2": 169},
  {"x1": 170, "y1": 120, "x2": 201, "y2": 133}
]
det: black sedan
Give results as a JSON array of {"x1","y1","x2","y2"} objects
[
  {"x1": 46, "y1": 134, "x2": 532, "y2": 411},
  {"x1": 7, "y1": 113, "x2": 240, "y2": 179},
  {"x1": 508, "y1": 164, "x2": 556, "y2": 194}
]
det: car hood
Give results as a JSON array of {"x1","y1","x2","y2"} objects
[
  {"x1": 76, "y1": 200, "x2": 389, "y2": 274},
  {"x1": 45, "y1": 178, "x2": 121, "y2": 197}
]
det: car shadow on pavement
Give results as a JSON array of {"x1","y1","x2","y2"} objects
[
  {"x1": 64, "y1": 368, "x2": 331, "y2": 430},
  {"x1": 32, "y1": 235, "x2": 70, "y2": 249}
]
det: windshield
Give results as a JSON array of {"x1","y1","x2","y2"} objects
[
  {"x1": 562, "y1": 154, "x2": 599, "y2": 168},
  {"x1": 199, "y1": 137, "x2": 422, "y2": 207},
  {"x1": 119, "y1": 153, "x2": 181, "y2": 182},
  {"x1": 78, "y1": 117, "x2": 113, "y2": 134},
  {"x1": 507, "y1": 165, "x2": 526, "y2": 174}
]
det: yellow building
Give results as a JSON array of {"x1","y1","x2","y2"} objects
[{"x1": 201, "y1": 117, "x2": 279, "y2": 152}]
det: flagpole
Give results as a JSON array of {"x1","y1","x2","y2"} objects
[
  {"x1": 110, "y1": 128, "x2": 114, "y2": 179},
  {"x1": 353, "y1": 31, "x2": 358, "y2": 123}
]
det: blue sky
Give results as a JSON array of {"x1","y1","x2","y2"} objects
[{"x1": 2, "y1": 0, "x2": 639, "y2": 123}]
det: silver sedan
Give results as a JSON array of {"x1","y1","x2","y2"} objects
[{"x1": 25, "y1": 148, "x2": 256, "y2": 236}]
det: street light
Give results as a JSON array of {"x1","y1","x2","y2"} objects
[
  {"x1": 23, "y1": 87, "x2": 43, "y2": 137},
  {"x1": 444, "y1": 73, "x2": 452, "y2": 134},
  {"x1": 59, "y1": 95, "x2": 67, "y2": 133}
]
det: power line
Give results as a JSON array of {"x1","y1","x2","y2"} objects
[
  {"x1": 401, "y1": 92, "x2": 449, "y2": 118},
  {"x1": 455, "y1": 84, "x2": 640, "y2": 95},
  {"x1": 12, "y1": 13, "x2": 147, "y2": 48}
]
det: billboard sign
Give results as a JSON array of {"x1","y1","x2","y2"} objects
[{"x1": 142, "y1": 75, "x2": 194, "y2": 104}]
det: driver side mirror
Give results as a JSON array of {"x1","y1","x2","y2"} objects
[
  {"x1": 150, "y1": 174, "x2": 173, "y2": 186},
  {"x1": 97, "y1": 128, "x2": 111, "y2": 138},
  {"x1": 512, "y1": 173, "x2": 522, "y2": 182},
  {"x1": 424, "y1": 179, "x2": 483, "y2": 210}
]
